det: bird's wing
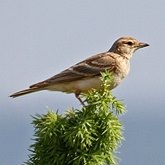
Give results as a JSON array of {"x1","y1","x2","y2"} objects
[{"x1": 30, "y1": 52, "x2": 116, "y2": 88}]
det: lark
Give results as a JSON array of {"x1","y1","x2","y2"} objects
[{"x1": 10, "y1": 36, "x2": 149, "y2": 103}]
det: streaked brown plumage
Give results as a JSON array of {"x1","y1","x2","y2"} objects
[{"x1": 10, "y1": 36, "x2": 149, "y2": 103}]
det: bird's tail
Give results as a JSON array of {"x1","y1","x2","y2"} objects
[{"x1": 10, "y1": 87, "x2": 41, "y2": 98}]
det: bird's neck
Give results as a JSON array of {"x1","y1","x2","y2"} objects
[
  {"x1": 120, "y1": 53, "x2": 132, "y2": 60},
  {"x1": 109, "y1": 50, "x2": 132, "y2": 60},
  {"x1": 109, "y1": 47, "x2": 133, "y2": 60}
]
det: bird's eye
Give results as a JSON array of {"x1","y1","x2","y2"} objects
[{"x1": 126, "y1": 41, "x2": 133, "y2": 46}]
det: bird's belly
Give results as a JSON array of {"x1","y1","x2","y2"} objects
[
  {"x1": 74, "y1": 77, "x2": 102, "y2": 92},
  {"x1": 47, "y1": 77, "x2": 102, "y2": 93},
  {"x1": 46, "y1": 73, "x2": 126, "y2": 94}
]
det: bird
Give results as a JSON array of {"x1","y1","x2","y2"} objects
[{"x1": 10, "y1": 36, "x2": 149, "y2": 104}]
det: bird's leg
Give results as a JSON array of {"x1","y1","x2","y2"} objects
[{"x1": 75, "y1": 91, "x2": 85, "y2": 106}]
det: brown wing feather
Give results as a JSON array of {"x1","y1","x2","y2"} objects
[{"x1": 30, "y1": 52, "x2": 116, "y2": 88}]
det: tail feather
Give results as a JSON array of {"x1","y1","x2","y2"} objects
[{"x1": 10, "y1": 87, "x2": 41, "y2": 98}]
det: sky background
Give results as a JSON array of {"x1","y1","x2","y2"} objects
[{"x1": 1, "y1": 0, "x2": 165, "y2": 165}]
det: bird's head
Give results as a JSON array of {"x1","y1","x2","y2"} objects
[{"x1": 109, "y1": 36, "x2": 149, "y2": 59}]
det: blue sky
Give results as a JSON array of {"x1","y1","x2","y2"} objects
[{"x1": 1, "y1": 1, "x2": 165, "y2": 165}]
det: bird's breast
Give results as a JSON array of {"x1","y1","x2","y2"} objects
[
  {"x1": 110, "y1": 58, "x2": 130, "y2": 88},
  {"x1": 115, "y1": 58, "x2": 130, "y2": 78}
]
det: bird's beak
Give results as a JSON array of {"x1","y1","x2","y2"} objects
[{"x1": 138, "y1": 42, "x2": 150, "y2": 48}]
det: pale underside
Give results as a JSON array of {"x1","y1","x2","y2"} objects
[{"x1": 44, "y1": 74, "x2": 123, "y2": 94}]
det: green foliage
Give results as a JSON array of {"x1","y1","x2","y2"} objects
[{"x1": 25, "y1": 71, "x2": 125, "y2": 165}]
